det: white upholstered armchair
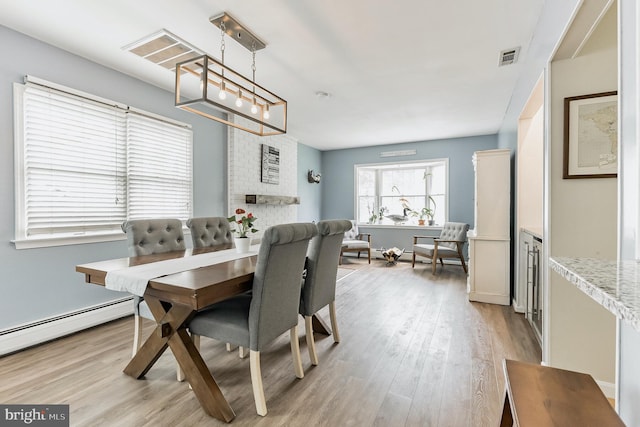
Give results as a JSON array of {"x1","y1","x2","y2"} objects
[
  {"x1": 340, "y1": 220, "x2": 371, "y2": 264},
  {"x1": 412, "y1": 222, "x2": 469, "y2": 274}
]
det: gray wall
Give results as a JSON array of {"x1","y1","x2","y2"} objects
[
  {"x1": 0, "y1": 25, "x2": 228, "y2": 330},
  {"x1": 319, "y1": 135, "x2": 498, "y2": 249},
  {"x1": 296, "y1": 142, "x2": 322, "y2": 222}
]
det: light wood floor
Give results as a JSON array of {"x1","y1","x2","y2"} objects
[{"x1": 0, "y1": 259, "x2": 540, "y2": 426}]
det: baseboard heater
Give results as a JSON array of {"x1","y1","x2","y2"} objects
[{"x1": 0, "y1": 297, "x2": 133, "y2": 356}]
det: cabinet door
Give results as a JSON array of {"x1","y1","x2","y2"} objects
[
  {"x1": 468, "y1": 239, "x2": 510, "y2": 305},
  {"x1": 474, "y1": 150, "x2": 510, "y2": 238},
  {"x1": 516, "y1": 231, "x2": 534, "y2": 312}
]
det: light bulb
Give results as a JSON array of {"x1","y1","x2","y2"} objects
[
  {"x1": 218, "y1": 81, "x2": 226, "y2": 100},
  {"x1": 235, "y1": 90, "x2": 243, "y2": 108},
  {"x1": 263, "y1": 105, "x2": 270, "y2": 120},
  {"x1": 251, "y1": 97, "x2": 258, "y2": 114}
]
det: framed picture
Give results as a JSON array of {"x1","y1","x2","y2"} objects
[
  {"x1": 261, "y1": 144, "x2": 280, "y2": 184},
  {"x1": 563, "y1": 91, "x2": 618, "y2": 179}
]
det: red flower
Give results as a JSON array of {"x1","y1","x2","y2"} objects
[
  {"x1": 247, "y1": 213, "x2": 253, "y2": 218},
  {"x1": 237, "y1": 220, "x2": 242, "y2": 224},
  {"x1": 236, "y1": 208, "x2": 245, "y2": 214}
]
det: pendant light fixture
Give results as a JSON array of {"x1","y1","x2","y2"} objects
[{"x1": 175, "y1": 12, "x2": 287, "y2": 136}]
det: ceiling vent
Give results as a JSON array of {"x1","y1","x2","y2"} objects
[
  {"x1": 498, "y1": 47, "x2": 520, "y2": 66},
  {"x1": 123, "y1": 29, "x2": 204, "y2": 71}
]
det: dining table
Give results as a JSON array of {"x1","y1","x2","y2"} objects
[{"x1": 75, "y1": 244, "x2": 331, "y2": 423}]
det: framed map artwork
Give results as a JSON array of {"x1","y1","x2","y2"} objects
[
  {"x1": 261, "y1": 144, "x2": 280, "y2": 184},
  {"x1": 563, "y1": 91, "x2": 618, "y2": 179}
]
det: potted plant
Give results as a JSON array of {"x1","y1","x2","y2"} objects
[
  {"x1": 411, "y1": 207, "x2": 432, "y2": 226},
  {"x1": 411, "y1": 196, "x2": 437, "y2": 226},
  {"x1": 227, "y1": 208, "x2": 258, "y2": 253}
]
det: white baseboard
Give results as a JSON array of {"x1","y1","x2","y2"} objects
[
  {"x1": 512, "y1": 299, "x2": 526, "y2": 313},
  {"x1": 596, "y1": 379, "x2": 616, "y2": 399},
  {"x1": 468, "y1": 291, "x2": 510, "y2": 305},
  {"x1": 0, "y1": 298, "x2": 133, "y2": 356}
]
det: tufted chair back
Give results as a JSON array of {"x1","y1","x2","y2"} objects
[
  {"x1": 343, "y1": 220, "x2": 359, "y2": 240},
  {"x1": 186, "y1": 217, "x2": 233, "y2": 248},
  {"x1": 438, "y1": 222, "x2": 470, "y2": 250},
  {"x1": 121, "y1": 218, "x2": 186, "y2": 257},
  {"x1": 301, "y1": 219, "x2": 352, "y2": 316}
]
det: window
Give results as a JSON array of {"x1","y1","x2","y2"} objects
[
  {"x1": 355, "y1": 159, "x2": 448, "y2": 226},
  {"x1": 13, "y1": 77, "x2": 193, "y2": 248}
]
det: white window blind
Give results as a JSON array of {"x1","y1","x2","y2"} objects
[
  {"x1": 22, "y1": 85, "x2": 127, "y2": 237},
  {"x1": 15, "y1": 78, "x2": 193, "y2": 248},
  {"x1": 127, "y1": 113, "x2": 192, "y2": 219}
]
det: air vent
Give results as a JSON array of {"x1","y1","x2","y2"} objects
[
  {"x1": 123, "y1": 29, "x2": 204, "y2": 70},
  {"x1": 499, "y1": 47, "x2": 520, "y2": 66}
]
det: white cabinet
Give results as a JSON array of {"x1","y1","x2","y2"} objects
[{"x1": 467, "y1": 149, "x2": 511, "y2": 305}]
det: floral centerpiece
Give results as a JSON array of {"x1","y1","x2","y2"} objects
[{"x1": 227, "y1": 208, "x2": 258, "y2": 238}]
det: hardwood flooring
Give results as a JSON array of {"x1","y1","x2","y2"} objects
[{"x1": 0, "y1": 259, "x2": 540, "y2": 426}]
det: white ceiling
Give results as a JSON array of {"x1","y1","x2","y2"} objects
[{"x1": 0, "y1": 0, "x2": 544, "y2": 150}]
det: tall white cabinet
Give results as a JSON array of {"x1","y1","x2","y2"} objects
[{"x1": 467, "y1": 149, "x2": 511, "y2": 305}]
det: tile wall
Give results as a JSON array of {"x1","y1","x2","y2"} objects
[{"x1": 227, "y1": 115, "x2": 299, "y2": 240}]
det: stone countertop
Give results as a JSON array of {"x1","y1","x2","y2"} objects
[{"x1": 549, "y1": 257, "x2": 640, "y2": 333}]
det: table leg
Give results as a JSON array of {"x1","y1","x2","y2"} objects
[
  {"x1": 311, "y1": 314, "x2": 331, "y2": 335},
  {"x1": 123, "y1": 296, "x2": 235, "y2": 423},
  {"x1": 499, "y1": 392, "x2": 513, "y2": 427}
]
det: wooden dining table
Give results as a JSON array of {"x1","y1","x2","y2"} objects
[{"x1": 75, "y1": 245, "x2": 331, "y2": 423}]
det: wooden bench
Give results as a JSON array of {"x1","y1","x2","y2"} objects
[{"x1": 500, "y1": 359, "x2": 625, "y2": 426}]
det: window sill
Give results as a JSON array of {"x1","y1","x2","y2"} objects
[
  {"x1": 357, "y1": 223, "x2": 443, "y2": 230},
  {"x1": 12, "y1": 232, "x2": 126, "y2": 250}
]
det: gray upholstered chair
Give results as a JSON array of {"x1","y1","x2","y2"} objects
[
  {"x1": 300, "y1": 219, "x2": 352, "y2": 365},
  {"x1": 188, "y1": 222, "x2": 318, "y2": 416},
  {"x1": 121, "y1": 218, "x2": 186, "y2": 370},
  {"x1": 186, "y1": 217, "x2": 236, "y2": 354},
  {"x1": 412, "y1": 222, "x2": 469, "y2": 274},
  {"x1": 340, "y1": 220, "x2": 371, "y2": 264},
  {"x1": 186, "y1": 216, "x2": 233, "y2": 248}
]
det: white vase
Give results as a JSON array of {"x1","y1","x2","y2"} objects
[{"x1": 234, "y1": 237, "x2": 251, "y2": 254}]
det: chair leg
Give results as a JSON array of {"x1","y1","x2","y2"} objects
[
  {"x1": 132, "y1": 314, "x2": 143, "y2": 358},
  {"x1": 226, "y1": 342, "x2": 234, "y2": 352},
  {"x1": 249, "y1": 350, "x2": 267, "y2": 416},
  {"x1": 457, "y1": 244, "x2": 468, "y2": 274},
  {"x1": 290, "y1": 327, "x2": 305, "y2": 379},
  {"x1": 239, "y1": 346, "x2": 249, "y2": 359},
  {"x1": 431, "y1": 257, "x2": 437, "y2": 274},
  {"x1": 329, "y1": 301, "x2": 340, "y2": 343},
  {"x1": 305, "y1": 316, "x2": 319, "y2": 366},
  {"x1": 367, "y1": 248, "x2": 371, "y2": 264},
  {"x1": 412, "y1": 252, "x2": 416, "y2": 268},
  {"x1": 339, "y1": 250, "x2": 343, "y2": 265}
]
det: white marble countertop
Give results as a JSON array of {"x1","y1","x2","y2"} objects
[{"x1": 549, "y1": 257, "x2": 640, "y2": 333}]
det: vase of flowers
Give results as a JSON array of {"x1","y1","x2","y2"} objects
[{"x1": 227, "y1": 208, "x2": 258, "y2": 253}]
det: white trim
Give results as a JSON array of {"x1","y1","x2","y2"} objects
[
  {"x1": 0, "y1": 299, "x2": 133, "y2": 356},
  {"x1": 13, "y1": 83, "x2": 27, "y2": 244},
  {"x1": 12, "y1": 231, "x2": 126, "y2": 249},
  {"x1": 468, "y1": 291, "x2": 511, "y2": 305},
  {"x1": 595, "y1": 379, "x2": 616, "y2": 399},
  {"x1": 25, "y1": 75, "x2": 128, "y2": 109}
]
